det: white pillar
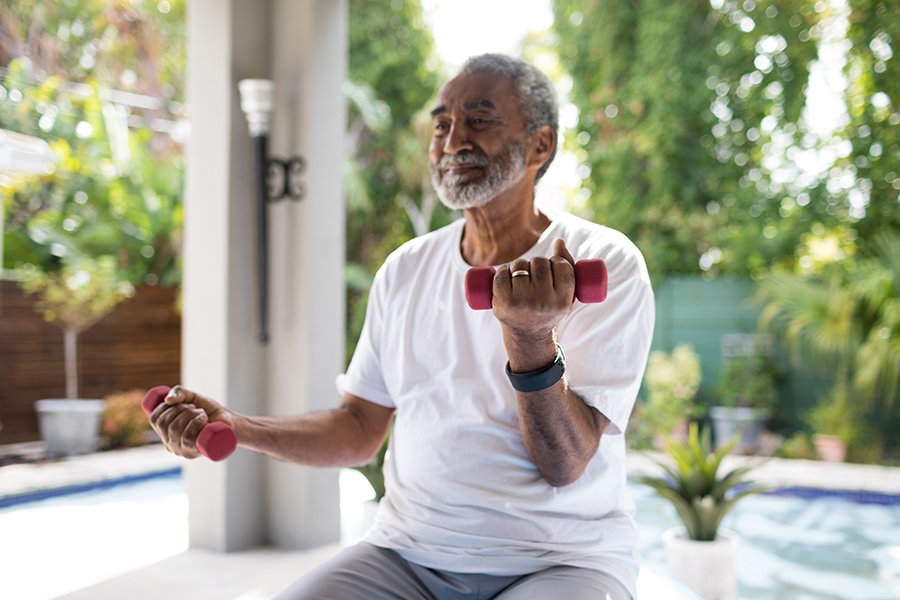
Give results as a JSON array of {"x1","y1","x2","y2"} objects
[{"x1": 182, "y1": 0, "x2": 346, "y2": 552}]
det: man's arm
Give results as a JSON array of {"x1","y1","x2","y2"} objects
[
  {"x1": 503, "y1": 327, "x2": 609, "y2": 487},
  {"x1": 150, "y1": 386, "x2": 394, "y2": 467},
  {"x1": 493, "y1": 239, "x2": 609, "y2": 487}
]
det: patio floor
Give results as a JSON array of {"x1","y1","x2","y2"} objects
[{"x1": 1, "y1": 443, "x2": 899, "y2": 600}]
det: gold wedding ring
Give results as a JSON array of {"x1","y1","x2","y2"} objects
[{"x1": 511, "y1": 270, "x2": 530, "y2": 278}]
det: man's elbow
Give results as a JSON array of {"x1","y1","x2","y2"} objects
[
  {"x1": 349, "y1": 444, "x2": 382, "y2": 467},
  {"x1": 543, "y1": 463, "x2": 587, "y2": 488}
]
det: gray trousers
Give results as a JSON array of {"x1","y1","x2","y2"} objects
[{"x1": 273, "y1": 542, "x2": 632, "y2": 600}]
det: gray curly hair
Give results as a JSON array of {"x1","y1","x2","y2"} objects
[{"x1": 458, "y1": 54, "x2": 559, "y2": 182}]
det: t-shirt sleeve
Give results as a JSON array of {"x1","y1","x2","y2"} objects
[
  {"x1": 335, "y1": 265, "x2": 396, "y2": 408},
  {"x1": 559, "y1": 239, "x2": 655, "y2": 435}
]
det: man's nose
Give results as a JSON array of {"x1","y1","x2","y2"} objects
[{"x1": 443, "y1": 122, "x2": 473, "y2": 154}]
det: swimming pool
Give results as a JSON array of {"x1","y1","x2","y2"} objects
[
  {"x1": 2, "y1": 468, "x2": 898, "y2": 600},
  {"x1": 0, "y1": 470, "x2": 189, "y2": 600},
  {"x1": 631, "y1": 481, "x2": 900, "y2": 600}
]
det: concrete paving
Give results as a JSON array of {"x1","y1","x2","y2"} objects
[
  {"x1": 2, "y1": 443, "x2": 898, "y2": 600},
  {"x1": 5, "y1": 443, "x2": 898, "y2": 504},
  {"x1": 54, "y1": 545, "x2": 345, "y2": 600}
]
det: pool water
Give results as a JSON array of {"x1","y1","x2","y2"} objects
[
  {"x1": 1, "y1": 469, "x2": 898, "y2": 600},
  {"x1": 0, "y1": 472, "x2": 189, "y2": 600},
  {"x1": 630, "y1": 481, "x2": 900, "y2": 600}
]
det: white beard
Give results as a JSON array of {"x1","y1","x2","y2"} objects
[{"x1": 431, "y1": 142, "x2": 527, "y2": 210}]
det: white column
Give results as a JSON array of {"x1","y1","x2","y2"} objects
[
  {"x1": 182, "y1": 0, "x2": 345, "y2": 552},
  {"x1": 265, "y1": 0, "x2": 346, "y2": 549}
]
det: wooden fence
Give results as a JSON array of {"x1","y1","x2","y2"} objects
[{"x1": 0, "y1": 280, "x2": 181, "y2": 445}]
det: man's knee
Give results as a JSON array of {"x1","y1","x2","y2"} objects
[{"x1": 496, "y1": 566, "x2": 631, "y2": 600}]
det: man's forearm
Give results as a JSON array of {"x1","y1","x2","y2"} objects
[
  {"x1": 504, "y1": 329, "x2": 607, "y2": 487},
  {"x1": 232, "y1": 400, "x2": 392, "y2": 468}
]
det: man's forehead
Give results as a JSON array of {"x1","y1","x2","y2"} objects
[
  {"x1": 431, "y1": 72, "x2": 517, "y2": 116},
  {"x1": 430, "y1": 99, "x2": 497, "y2": 117}
]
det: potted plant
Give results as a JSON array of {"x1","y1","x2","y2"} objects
[
  {"x1": 634, "y1": 423, "x2": 763, "y2": 600},
  {"x1": 806, "y1": 375, "x2": 859, "y2": 462},
  {"x1": 17, "y1": 255, "x2": 133, "y2": 457},
  {"x1": 710, "y1": 351, "x2": 778, "y2": 453},
  {"x1": 633, "y1": 343, "x2": 703, "y2": 449}
]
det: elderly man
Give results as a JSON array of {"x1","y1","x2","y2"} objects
[{"x1": 151, "y1": 54, "x2": 654, "y2": 600}]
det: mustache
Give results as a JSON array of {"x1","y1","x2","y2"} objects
[{"x1": 439, "y1": 152, "x2": 489, "y2": 169}]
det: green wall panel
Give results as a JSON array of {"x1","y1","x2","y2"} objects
[{"x1": 649, "y1": 275, "x2": 832, "y2": 431}]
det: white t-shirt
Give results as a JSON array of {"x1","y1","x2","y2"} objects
[{"x1": 336, "y1": 209, "x2": 655, "y2": 598}]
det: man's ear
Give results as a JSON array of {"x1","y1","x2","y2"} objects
[{"x1": 527, "y1": 125, "x2": 555, "y2": 170}]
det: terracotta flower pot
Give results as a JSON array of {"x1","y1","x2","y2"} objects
[
  {"x1": 663, "y1": 526, "x2": 739, "y2": 600},
  {"x1": 812, "y1": 433, "x2": 847, "y2": 462}
]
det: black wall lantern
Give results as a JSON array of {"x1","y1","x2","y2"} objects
[{"x1": 238, "y1": 79, "x2": 305, "y2": 344}]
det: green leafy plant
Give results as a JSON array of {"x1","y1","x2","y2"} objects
[
  {"x1": 633, "y1": 344, "x2": 703, "y2": 448},
  {"x1": 806, "y1": 376, "x2": 862, "y2": 445},
  {"x1": 352, "y1": 427, "x2": 390, "y2": 502},
  {"x1": 715, "y1": 353, "x2": 778, "y2": 410},
  {"x1": 776, "y1": 432, "x2": 817, "y2": 460},
  {"x1": 101, "y1": 389, "x2": 151, "y2": 449},
  {"x1": 17, "y1": 255, "x2": 134, "y2": 398},
  {"x1": 756, "y1": 230, "x2": 900, "y2": 412},
  {"x1": 635, "y1": 423, "x2": 763, "y2": 541}
]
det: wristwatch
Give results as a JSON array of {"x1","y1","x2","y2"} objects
[{"x1": 505, "y1": 344, "x2": 566, "y2": 393}]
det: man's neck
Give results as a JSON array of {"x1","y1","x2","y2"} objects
[{"x1": 460, "y1": 185, "x2": 552, "y2": 267}]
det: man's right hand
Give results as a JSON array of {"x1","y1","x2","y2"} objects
[{"x1": 149, "y1": 385, "x2": 236, "y2": 459}]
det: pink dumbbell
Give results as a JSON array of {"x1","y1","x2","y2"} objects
[
  {"x1": 142, "y1": 385, "x2": 237, "y2": 461},
  {"x1": 465, "y1": 259, "x2": 608, "y2": 310}
]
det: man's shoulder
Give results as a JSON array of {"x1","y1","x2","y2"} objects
[{"x1": 552, "y1": 211, "x2": 644, "y2": 263}]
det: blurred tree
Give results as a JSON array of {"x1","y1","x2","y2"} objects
[
  {"x1": 0, "y1": 0, "x2": 185, "y2": 101},
  {"x1": 839, "y1": 0, "x2": 900, "y2": 247},
  {"x1": 18, "y1": 255, "x2": 134, "y2": 399},
  {"x1": 344, "y1": 0, "x2": 448, "y2": 358},
  {"x1": 756, "y1": 229, "x2": 900, "y2": 419},
  {"x1": 1, "y1": 0, "x2": 186, "y2": 286},
  {"x1": 552, "y1": 0, "x2": 821, "y2": 282}
]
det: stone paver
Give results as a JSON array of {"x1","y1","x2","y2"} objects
[
  {"x1": 626, "y1": 451, "x2": 900, "y2": 494},
  {"x1": 0, "y1": 444, "x2": 183, "y2": 501},
  {"x1": 2, "y1": 444, "x2": 899, "y2": 600}
]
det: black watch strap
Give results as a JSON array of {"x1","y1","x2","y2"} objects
[{"x1": 505, "y1": 344, "x2": 566, "y2": 393}]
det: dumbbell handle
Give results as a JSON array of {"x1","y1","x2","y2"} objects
[
  {"x1": 465, "y1": 259, "x2": 608, "y2": 310},
  {"x1": 142, "y1": 386, "x2": 237, "y2": 461}
]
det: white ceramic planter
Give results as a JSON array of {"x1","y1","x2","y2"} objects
[
  {"x1": 34, "y1": 399, "x2": 106, "y2": 457},
  {"x1": 709, "y1": 406, "x2": 769, "y2": 453},
  {"x1": 663, "y1": 526, "x2": 739, "y2": 600}
]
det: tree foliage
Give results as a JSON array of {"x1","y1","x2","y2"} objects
[
  {"x1": 553, "y1": 0, "x2": 821, "y2": 282},
  {"x1": 1, "y1": 0, "x2": 186, "y2": 286},
  {"x1": 840, "y1": 0, "x2": 900, "y2": 245},
  {"x1": 344, "y1": 0, "x2": 447, "y2": 357},
  {"x1": 18, "y1": 254, "x2": 132, "y2": 333},
  {"x1": 756, "y1": 229, "x2": 900, "y2": 411}
]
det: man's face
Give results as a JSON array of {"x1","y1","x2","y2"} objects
[{"x1": 429, "y1": 72, "x2": 529, "y2": 210}]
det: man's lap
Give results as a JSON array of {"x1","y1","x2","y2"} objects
[{"x1": 273, "y1": 542, "x2": 631, "y2": 600}]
